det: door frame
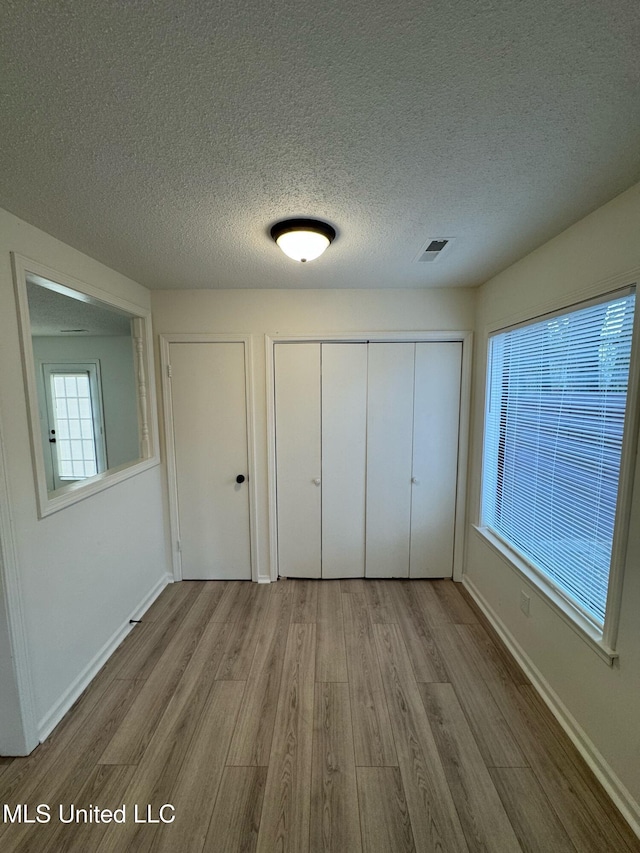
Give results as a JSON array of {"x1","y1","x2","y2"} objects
[
  {"x1": 0, "y1": 402, "x2": 39, "y2": 754},
  {"x1": 160, "y1": 334, "x2": 260, "y2": 582},
  {"x1": 266, "y1": 330, "x2": 473, "y2": 583}
]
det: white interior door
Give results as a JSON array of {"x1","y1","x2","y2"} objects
[
  {"x1": 410, "y1": 342, "x2": 462, "y2": 578},
  {"x1": 321, "y1": 343, "x2": 368, "y2": 578},
  {"x1": 365, "y1": 343, "x2": 415, "y2": 578},
  {"x1": 274, "y1": 343, "x2": 321, "y2": 578},
  {"x1": 170, "y1": 342, "x2": 251, "y2": 580}
]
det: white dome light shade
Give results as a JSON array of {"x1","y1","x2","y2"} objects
[
  {"x1": 276, "y1": 229, "x2": 329, "y2": 262},
  {"x1": 270, "y1": 218, "x2": 336, "y2": 263}
]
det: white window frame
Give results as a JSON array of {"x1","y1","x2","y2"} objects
[
  {"x1": 12, "y1": 253, "x2": 160, "y2": 518},
  {"x1": 476, "y1": 281, "x2": 640, "y2": 664}
]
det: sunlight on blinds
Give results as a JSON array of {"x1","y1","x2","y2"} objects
[{"x1": 481, "y1": 291, "x2": 636, "y2": 626}]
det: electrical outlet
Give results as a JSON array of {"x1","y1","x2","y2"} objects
[{"x1": 520, "y1": 590, "x2": 531, "y2": 617}]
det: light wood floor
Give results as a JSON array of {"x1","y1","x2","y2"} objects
[{"x1": 1, "y1": 578, "x2": 638, "y2": 852}]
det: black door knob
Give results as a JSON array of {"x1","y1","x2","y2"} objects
[{"x1": 236, "y1": 474, "x2": 246, "y2": 484}]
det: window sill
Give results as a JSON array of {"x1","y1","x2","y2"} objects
[
  {"x1": 472, "y1": 525, "x2": 618, "y2": 666},
  {"x1": 38, "y1": 456, "x2": 160, "y2": 518}
]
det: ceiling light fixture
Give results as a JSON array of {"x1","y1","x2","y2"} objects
[{"x1": 270, "y1": 218, "x2": 336, "y2": 263}]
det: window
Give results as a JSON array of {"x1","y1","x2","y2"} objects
[
  {"x1": 12, "y1": 253, "x2": 159, "y2": 517},
  {"x1": 481, "y1": 289, "x2": 636, "y2": 633}
]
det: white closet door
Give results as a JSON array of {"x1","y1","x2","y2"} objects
[
  {"x1": 170, "y1": 342, "x2": 251, "y2": 580},
  {"x1": 275, "y1": 343, "x2": 322, "y2": 578},
  {"x1": 321, "y1": 343, "x2": 368, "y2": 578},
  {"x1": 365, "y1": 343, "x2": 415, "y2": 578},
  {"x1": 410, "y1": 342, "x2": 462, "y2": 578}
]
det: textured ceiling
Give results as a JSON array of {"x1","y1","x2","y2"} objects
[
  {"x1": 2, "y1": 0, "x2": 640, "y2": 290},
  {"x1": 27, "y1": 279, "x2": 133, "y2": 337}
]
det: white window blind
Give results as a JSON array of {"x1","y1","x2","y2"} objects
[{"x1": 481, "y1": 290, "x2": 636, "y2": 627}]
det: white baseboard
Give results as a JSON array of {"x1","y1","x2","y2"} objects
[
  {"x1": 462, "y1": 574, "x2": 640, "y2": 841},
  {"x1": 37, "y1": 573, "x2": 172, "y2": 741}
]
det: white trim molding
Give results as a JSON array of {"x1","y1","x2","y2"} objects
[
  {"x1": 11, "y1": 253, "x2": 160, "y2": 518},
  {"x1": 472, "y1": 525, "x2": 617, "y2": 665},
  {"x1": 37, "y1": 573, "x2": 171, "y2": 741},
  {"x1": 462, "y1": 573, "x2": 640, "y2": 840},
  {"x1": 265, "y1": 330, "x2": 473, "y2": 583},
  {"x1": 159, "y1": 333, "x2": 262, "y2": 583}
]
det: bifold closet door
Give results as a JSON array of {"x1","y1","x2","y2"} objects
[
  {"x1": 275, "y1": 339, "x2": 462, "y2": 580},
  {"x1": 321, "y1": 343, "x2": 368, "y2": 578},
  {"x1": 410, "y1": 342, "x2": 462, "y2": 578},
  {"x1": 365, "y1": 343, "x2": 415, "y2": 578},
  {"x1": 274, "y1": 343, "x2": 321, "y2": 578}
]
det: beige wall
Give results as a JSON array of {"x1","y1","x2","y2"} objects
[
  {"x1": 465, "y1": 181, "x2": 640, "y2": 828},
  {"x1": 0, "y1": 209, "x2": 170, "y2": 752},
  {"x1": 151, "y1": 287, "x2": 476, "y2": 582}
]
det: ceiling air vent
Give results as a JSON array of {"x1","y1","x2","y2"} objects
[{"x1": 416, "y1": 237, "x2": 454, "y2": 263}]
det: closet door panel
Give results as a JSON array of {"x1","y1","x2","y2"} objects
[
  {"x1": 365, "y1": 343, "x2": 415, "y2": 578},
  {"x1": 410, "y1": 342, "x2": 462, "y2": 578},
  {"x1": 275, "y1": 343, "x2": 321, "y2": 578},
  {"x1": 321, "y1": 343, "x2": 368, "y2": 578}
]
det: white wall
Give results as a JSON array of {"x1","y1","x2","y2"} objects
[
  {"x1": 151, "y1": 288, "x2": 476, "y2": 582},
  {"x1": 0, "y1": 208, "x2": 170, "y2": 752},
  {"x1": 0, "y1": 578, "x2": 26, "y2": 752},
  {"x1": 0, "y1": 405, "x2": 34, "y2": 755},
  {"x1": 465, "y1": 181, "x2": 640, "y2": 828}
]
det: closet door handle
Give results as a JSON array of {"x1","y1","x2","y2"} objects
[
  {"x1": 236, "y1": 474, "x2": 246, "y2": 484},
  {"x1": 312, "y1": 478, "x2": 321, "y2": 486},
  {"x1": 411, "y1": 477, "x2": 419, "y2": 485}
]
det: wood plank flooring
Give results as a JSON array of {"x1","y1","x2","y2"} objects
[{"x1": 0, "y1": 578, "x2": 638, "y2": 853}]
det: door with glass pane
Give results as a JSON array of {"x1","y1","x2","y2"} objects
[{"x1": 42, "y1": 362, "x2": 107, "y2": 490}]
